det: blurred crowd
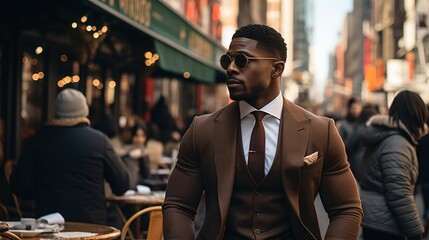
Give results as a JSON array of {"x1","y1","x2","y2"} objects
[
  {"x1": 0, "y1": 89, "x2": 429, "y2": 239},
  {"x1": 336, "y1": 93, "x2": 429, "y2": 239},
  {"x1": 93, "y1": 95, "x2": 183, "y2": 190}
]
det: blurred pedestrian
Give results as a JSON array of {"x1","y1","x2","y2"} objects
[
  {"x1": 121, "y1": 122, "x2": 152, "y2": 189},
  {"x1": 417, "y1": 105, "x2": 429, "y2": 236},
  {"x1": 10, "y1": 88, "x2": 130, "y2": 224},
  {"x1": 93, "y1": 105, "x2": 116, "y2": 139},
  {"x1": 144, "y1": 122, "x2": 165, "y2": 172},
  {"x1": 163, "y1": 24, "x2": 362, "y2": 239},
  {"x1": 359, "y1": 90, "x2": 428, "y2": 240},
  {"x1": 150, "y1": 96, "x2": 181, "y2": 157},
  {"x1": 345, "y1": 103, "x2": 379, "y2": 181},
  {"x1": 337, "y1": 97, "x2": 362, "y2": 142}
]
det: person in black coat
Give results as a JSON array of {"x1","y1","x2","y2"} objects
[
  {"x1": 10, "y1": 88, "x2": 130, "y2": 224},
  {"x1": 417, "y1": 106, "x2": 429, "y2": 235},
  {"x1": 345, "y1": 103, "x2": 379, "y2": 181}
]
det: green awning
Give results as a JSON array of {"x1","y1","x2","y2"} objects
[
  {"x1": 87, "y1": 0, "x2": 226, "y2": 84},
  {"x1": 154, "y1": 40, "x2": 215, "y2": 83}
]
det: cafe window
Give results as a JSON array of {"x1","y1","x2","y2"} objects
[
  {"x1": 85, "y1": 64, "x2": 121, "y2": 126},
  {"x1": 118, "y1": 73, "x2": 135, "y2": 128},
  {"x1": 21, "y1": 50, "x2": 44, "y2": 144},
  {"x1": 85, "y1": 63, "x2": 102, "y2": 121},
  {"x1": 21, "y1": 40, "x2": 81, "y2": 145}
]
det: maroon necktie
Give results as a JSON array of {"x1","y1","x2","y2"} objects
[{"x1": 248, "y1": 111, "x2": 266, "y2": 183}]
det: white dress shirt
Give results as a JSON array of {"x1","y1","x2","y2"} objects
[{"x1": 239, "y1": 93, "x2": 283, "y2": 175}]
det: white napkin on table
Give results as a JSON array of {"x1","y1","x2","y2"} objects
[
  {"x1": 37, "y1": 212, "x2": 65, "y2": 225},
  {"x1": 136, "y1": 185, "x2": 151, "y2": 194},
  {"x1": 123, "y1": 190, "x2": 136, "y2": 196}
]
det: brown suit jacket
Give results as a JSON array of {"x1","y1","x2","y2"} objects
[{"x1": 163, "y1": 99, "x2": 363, "y2": 240}]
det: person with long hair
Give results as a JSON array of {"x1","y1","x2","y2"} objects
[{"x1": 360, "y1": 90, "x2": 428, "y2": 240}]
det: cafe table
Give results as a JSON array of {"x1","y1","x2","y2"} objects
[
  {"x1": 105, "y1": 191, "x2": 165, "y2": 239},
  {"x1": 105, "y1": 191, "x2": 165, "y2": 223},
  {"x1": 5, "y1": 222, "x2": 120, "y2": 240}
]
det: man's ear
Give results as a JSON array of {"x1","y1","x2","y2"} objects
[{"x1": 271, "y1": 61, "x2": 285, "y2": 78}]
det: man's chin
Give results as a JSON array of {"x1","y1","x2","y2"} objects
[{"x1": 229, "y1": 94, "x2": 248, "y2": 101}]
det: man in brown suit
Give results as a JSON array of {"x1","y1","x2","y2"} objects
[{"x1": 163, "y1": 24, "x2": 362, "y2": 239}]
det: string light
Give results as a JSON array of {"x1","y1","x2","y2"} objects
[
  {"x1": 144, "y1": 51, "x2": 159, "y2": 66},
  {"x1": 183, "y1": 72, "x2": 191, "y2": 79},
  {"x1": 35, "y1": 46, "x2": 43, "y2": 55},
  {"x1": 81, "y1": 16, "x2": 88, "y2": 23},
  {"x1": 72, "y1": 16, "x2": 109, "y2": 39},
  {"x1": 108, "y1": 81, "x2": 116, "y2": 88},
  {"x1": 93, "y1": 79, "x2": 100, "y2": 87}
]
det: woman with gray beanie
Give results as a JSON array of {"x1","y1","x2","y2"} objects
[{"x1": 10, "y1": 88, "x2": 130, "y2": 224}]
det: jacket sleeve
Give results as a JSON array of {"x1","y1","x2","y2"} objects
[
  {"x1": 320, "y1": 119, "x2": 363, "y2": 239},
  {"x1": 163, "y1": 116, "x2": 203, "y2": 239},
  {"x1": 380, "y1": 151, "x2": 424, "y2": 237},
  {"x1": 103, "y1": 136, "x2": 130, "y2": 196},
  {"x1": 10, "y1": 138, "x2": 36, "y2": 198}
]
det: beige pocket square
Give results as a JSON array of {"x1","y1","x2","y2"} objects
[{"x1": 303, "y1": 151, "x2": 319, "y2": 165}]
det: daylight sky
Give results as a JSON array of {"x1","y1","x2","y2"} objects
[{"x1": 312, "y1": 0, "x2": 353, "y2": 102}]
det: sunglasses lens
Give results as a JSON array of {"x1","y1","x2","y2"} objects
[
  {"x1": 220, "y1": 55, "x2": 231, "y2": 70},
  {"x1": 234, "y1": 54, "x2": 248, "y2": 68}
]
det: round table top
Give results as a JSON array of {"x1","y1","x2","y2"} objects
[
  {"x1": 14, "y1": 222, "x2": 120, "y2": 240},
  {"x1": 105, "y1": 191, "x2": 165, "y2": 205}
]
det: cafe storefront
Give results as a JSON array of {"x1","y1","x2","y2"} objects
[{"x1": 0, "y1": 0, "x2": 226, "y2": 162}]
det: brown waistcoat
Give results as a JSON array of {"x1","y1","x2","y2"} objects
[{"x1": 225, "y1": 128, "x2": 293, "y2": 239}]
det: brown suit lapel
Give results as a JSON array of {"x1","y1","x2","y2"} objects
[
  {"x1": 280, "y1": 99, "x2": 316, "y2": 239},
  {"x1": 213, "y1": 102, "x2": 240, "y2": 227}
]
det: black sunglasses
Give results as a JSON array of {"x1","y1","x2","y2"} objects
[{"x1": 219, "y1": 53, "x2": 279, "y2": 70}]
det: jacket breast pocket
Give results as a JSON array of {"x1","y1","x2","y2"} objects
[{"x1": 301, "y1": 157, "x2": 324, "y2": 176}]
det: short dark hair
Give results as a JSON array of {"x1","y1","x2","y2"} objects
[
  {"x1": 232, "y1": 24, "x2": 287, "y2": 62},
  {"x1": 347, "y1": 96, "x2": 361, "y2": 108},
  {"x1": 131, "y1": 122, "x2": 147, "y2": 137},
  {"x1": 389, "y1": 90, "x2": 428, "y2": 138},
  {"x1": 357, "y1": 103, "x2": 379, "y2": 125}
]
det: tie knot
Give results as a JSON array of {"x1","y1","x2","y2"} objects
[{"x1": 252, "y1": 111, "x2": 266, "y2": 121}]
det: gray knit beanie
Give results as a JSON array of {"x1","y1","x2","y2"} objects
[{"x1": 54, "y1": 88, "x2": 89, "y2": 118}]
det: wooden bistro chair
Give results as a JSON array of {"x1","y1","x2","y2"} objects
[
  {"x1": 0, "y1": 231, "x2": 21, "y2": 240},
  {"x1": 0, "y1": 222, "x2": 21, "y2": 240},
  {"x1": 121, "y1": 205, "x2": 163, "y2": 240}
]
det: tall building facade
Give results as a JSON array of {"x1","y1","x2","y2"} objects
[
  {"x1": 345, "y1": 0, "x2": 371, "y2": 98},
  {"x1": 329, "y1": 0, "x2": 429, "y2": 111},
  {"x1": 366, "y1": 0, "x2": 429, "y2": 105},
  {"x1": 291, "y1": 0, "x2": 313, "y2": 105}
]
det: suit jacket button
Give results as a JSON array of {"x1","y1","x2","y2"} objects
[
  {"x1": 255, "y1": 228, "x2": 261, "y2": 235},
  {"x1": 255, "y1": 210, "x2": 261, "y2": 216}
]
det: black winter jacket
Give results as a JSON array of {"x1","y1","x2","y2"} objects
[
  {"x1": 359, "y1": 115, "x2": 424, "y2": 237},
  {"x1": 10, "y1": 117, "x2": 130, "y2": 224}
]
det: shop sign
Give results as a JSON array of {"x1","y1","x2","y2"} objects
[
  {"x1": 89, "y1": 0, "x2": 223, "y2": 66},
  {"x1": 386, "y1": 59, "x2": 409, "y2": 86}
]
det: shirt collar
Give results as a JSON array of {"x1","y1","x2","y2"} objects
[{"x1": 239, "y1": 92, "x2": 283, "y2": 120}]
